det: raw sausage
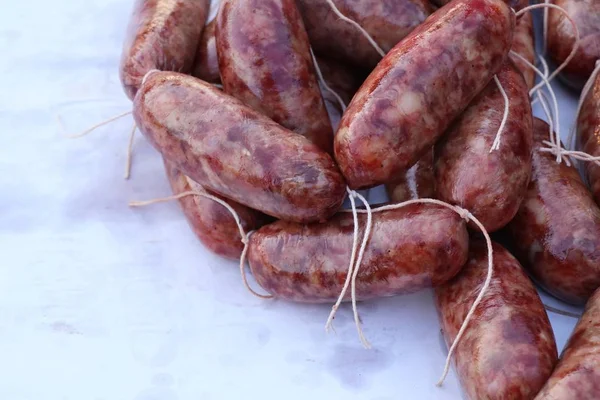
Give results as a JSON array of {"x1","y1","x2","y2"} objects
[
  {"x1": 577, "y1": 70, "x2": 600, "y2": 205},
  {"x1": 216, "y1": 0, "x2": 333, "y2": 153},
  {"x1": 434, "y1": 62, "x2": 533, "y2": 232},
  {"x1": 334, "y1": 0, "x2": 514, "y2": 189},
  {"x1": 248, "y1": 204, "x2": 469, "y2": 302},
  {"x1": 134, "y1": 71, "x2": 346, "y2": 223},
  {"x1": 507, "y1": 118, "x2": 600, "y2": 305},
  {"x1": 385, "y1": 150, "x2": 435, "y2": 203},
  {"x1": 547, "y1": 0, "x2": 600, "y2": 88},
  {"x1": 431, "y1": 0, "x2": 528, "y2": 11},
  {"x1": 119, "y1": 0, "x2": 210, "y2": 100},
  {"x1": 191, "y1": 18, "x2": 220, "y2": 84},
  {"x1": 296, "y1": 0, "x2": 433, "y2": 70},
  {"x1": 535, "y1": 287, "x2": 600, "y2": 399},
  {"x1": 435, "y1": 240, "x2": 558, "y2": 400},
  {"x1": 163, "y1": 160, "x2": 271, "y2": 259},
  {"x1": 511, "y1": 12, "x2": 535, "y2": 89}
]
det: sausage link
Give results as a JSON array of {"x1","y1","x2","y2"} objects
[
  {"x1": 216, "y1": 0, "x2": 333, "y2": 153},
  {"x1": 334, "y1": 0, "x2": 514, "y2": 189},
  {"x1": 384, "y1": 149, "x2": 435, "y2": 203},
  {"x1": 535, "y1": 288, "x2": 600, "y2": 399},
  {"x1": 119, "y1": 0, "x2": 210, "y2": 100},
  {"x1": 435, "y1": 240, "x2": 558, "y2": 400},
  {"x1": 191, "y1": 18, "x2": 220, "y2": 84},
  {"x1": 248, "y1": 204, "x2": 469, "y2": 303},
  {"x1": 431, "y1": 0, "x2": 527, "y2": 11},
  {"x1": 547, "y1": 0, "x2": 600, "y2": 89},
  {"x1": 434, "y1": 62, "x2": 533, "y2": 232},
  {"x1": 296, "y1": 0, "x2": 433, "y2": 70},
  {"x1": 163, "y1": 160, "x2": 271, "y2": 259},
  {"x1": 134, "y1": 71, "x2": 346, "y2": 223},
  {"x1": 577, "y1": 72, "x2": 600, "y2": 205},
  {"x1": 511, "y1": 13, "x2": 535, "y2": 90},
  {"x1": 507, "y1": 118, "x2": 600, "y2": 305}
]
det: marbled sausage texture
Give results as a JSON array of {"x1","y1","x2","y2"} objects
[
  {"x1": 508, "y1": 118, "x2": 600, "y2": 305},
  {"x1": 120, "y1": 0, "x2": 210, "y2": 100},
  {"x1": 334, "y1": 0, "x2": 514, "y2": 189},
  {"x1": 436, "y1": 240, "x2": 558, "y2": 400},
  {"x1": 134, "y1": 71, "x2": 346, "y2": 223},
  {"x1": 249, "y1": 204, "x2": 469, "y2": 302}
]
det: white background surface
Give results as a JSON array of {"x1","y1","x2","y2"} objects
[{"x1": 0, "y1": 1, "x2": 588, "y2": 399}]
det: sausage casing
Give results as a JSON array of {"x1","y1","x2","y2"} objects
[
  {"x1": 577, "y1": 71, "x2": 600, "y2": 205},
  {"x1": 434, "y1": 62, "x2": 533, "y2": 232},
  {"x1": 547, "y1": 0, "x2": 600, "y2": 88},
  {"x1": 507, "y1": 118, "x2": 600, "y2": 305},
  {"x1": 431, "y1": 0, "x2": 528, "y2": 11},
  {"x1": 216, "y1": 0, "x2": 333, "y2": 153},
  {"x1": 248, "y1": 204, "x2": 469, "y2": 302},
  {"x1": 333, "y1": 0, "x2": 514, "y2": 189},
  {"x1": 511, "y1": 13, "x2": 535, "y2": 89},
  {"x1": 535, "y1": 288, "x2": 600, "y2": 399},
  {"x1": 385, "y1": 150, "x2": 435, "y2": 203},
  {"x1": 297, "y1": 0, "x2": 433, "y2": 69},
  {"x1": 191, "y1": 18, "x2": 220, "y2": 84},
  {"x1": 119, "y1": 0, "x2": 210, "y2": 100},
  {"x1": 163, "y1": 159, "x2": 270, "y2": 259},
  {"x1": 435, "y1": 240, "x2": 558, "y2": 400},
  {"x1": 134, "y1": 71, "x2": 346, "y2": 223}
]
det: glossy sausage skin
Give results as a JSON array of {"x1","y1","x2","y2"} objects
[
  {"x1": 507, "y1": 118, "x2": 600, "y2": 305},
  {"x1": 431, "y1": 0, "x2": 527, "y2": 11},
  {"x1": 535, "y1": 288, "x2": 600, "y2": 399},
  {"x1": 119, "y1": 0, "x2": 210, "y2": 100},
  {"x1": 216, "y1": 0, "x2": 333, "y2": 153},
  {"x1": 334, "y1": 0, "x2": 514, "y2": 189},
  {"x1": 547, "y1": 0, "x2": 600, "y2": 89},
  {"x1": 511, "y1": 13, "x2": 535, "y2": 89},
  {"x1": 163, "y1": 160, "x2": 270, "y2": 259},
  {"x1": 434, "y1": 62, "x2": 533, "y2": 232},
  {"x1": 134, "y1": 71, "x2": 346, "y2": 223},
  {"x1": 249, "y1": 204, "x2": 469, "y2": 302},
  {"x1": 191, "y1": 18, "x2": 220, "y2": 84},
  {"x1": 435, "y1": 240, "x2": 558, "y2": 400},
  {"x1": 578, "y1": 71, "x2": 600, "y2": 205},
  {"x1": 297, "y1": 0, "x2": 433, "y2": 70},
  {"x1": 385, "y1": 150, "x2": 435, "y2": 203}
]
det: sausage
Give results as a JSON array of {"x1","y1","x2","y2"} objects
[
  {"x1": 333, "y1": 0, "x2": 514, "y2": 189},
  {"x1": 430, "y1": 0, "x2": 527, "y2": 11},
  {"x1": 248, "y1": 204, "x2": 469, "y2": 302},
  {"x1": 297, "y1": 0, "x2": 433, "y2": 70},
  {"x1": 163, "y1": 160, "x2": 271, "y2": 259},
  {"x1": 134, "y1": 71, "x2": 346, "y2": 223},
  {"x1": 547, "y1": 0, "x2": 600, "y2": 89},
  {"x1": 435, "y1": 240, "x2": 558, "y2": 400},
  {"x1": 191, "y1": 18, "x2": 220, "y2": 84},
  {"x1": 511, "y1": 12, "x2": 535, "y2": 90},
  {"x1": 577, "y1": 70, "x2": 600, "y2": 205},
  {"x1": 507, "y1": 118, "x2": 600, "y2": 305},
  {"x1": 119, "y1": 0, "x2": 210, "y2": 100},
  {"x1": 216, "y1": 0, "x2": 333, "y2": 154},
  {"x1": 534, "y1": 287, "x2": 600, "y2": 399},
  {"x1": 315, "y1": 55, "x2": 365, "y2": 110},
  {"x1": 434, "y1": 62, "x2": 533, "y2": 232},
  {"x1": 384, "y1": 150, "x2": 435, "y2": 203}
]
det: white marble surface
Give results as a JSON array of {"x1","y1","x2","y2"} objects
[{"x1": 0, "y1": 1, "x2": 586, "y2": 399}]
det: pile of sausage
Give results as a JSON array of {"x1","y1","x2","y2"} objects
[{"x1": 118, "y1": 0, "x2": 600, "y2": 398}]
